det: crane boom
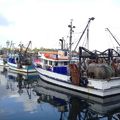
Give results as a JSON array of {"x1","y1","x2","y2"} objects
[
  {"x1": 74, "y1": 17, "x2": 95, "y2": 51},
  {"x1": 24, "y1": 41, "x2": 32, "y2": 54}
]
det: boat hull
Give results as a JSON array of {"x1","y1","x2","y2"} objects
[
  {"x1": 35, "y1": 67, "x2": 120, "y2": 97},
  {"x1": 8, "y1": 62, "x2": 36, "y2": 73}
]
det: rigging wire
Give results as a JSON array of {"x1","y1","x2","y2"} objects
[
  {"x1": 106, "y1": 31, "x2": 116, "y2": 49},
  {"x1": 105, "y1": 28, "x2": 120, "y2": 47},
  {"x1": 105, "y1": 28, "x2": 120, "y2": 50}
]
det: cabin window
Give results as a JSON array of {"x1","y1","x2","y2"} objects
[
  {"x1": 55, "y1": 62, "x2": 58, "y2": 66},
  {"x1": 49, "y1": 61, "x2": 52, "y2": 65},
  {"x1": 64, "y1": 62, "x2": 68, "y2": 65}
]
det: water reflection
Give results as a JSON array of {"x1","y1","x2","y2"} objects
[
  {"x1": 7, "y1": 69, "x2": 39, "y2": 98},
  {"x1": 0, "y1": 66, "x2": 120, "y2": 120},
  {"x1": 34, "y1": 81, "x2": 120, "y2": 120}
]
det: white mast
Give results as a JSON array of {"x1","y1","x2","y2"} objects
[{"x1": 68, "y1": 19, "x2": 75, "y2": 63}]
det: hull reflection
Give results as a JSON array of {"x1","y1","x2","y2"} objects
[
  {"x1": 34, "y1": 80, "x2": 120, "y2": 120},
  {"x1": 6, "y1": 69, "x2": 39, "y2": 98}
]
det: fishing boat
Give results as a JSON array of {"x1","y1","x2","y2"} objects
[
  {"x1": 34, "y1": 18, "x2": 120, "y2": 97},
  {"x1": 7, "y1": 41, "x2": 36, "y2": 73}
]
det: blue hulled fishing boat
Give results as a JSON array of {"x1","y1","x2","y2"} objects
[{"x1": 8, "y1": 41, "x2": 36, "y2": 73}]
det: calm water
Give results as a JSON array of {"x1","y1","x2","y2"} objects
[{"x1": 0, "y1": 66, "x2": 120, "y2": 120}]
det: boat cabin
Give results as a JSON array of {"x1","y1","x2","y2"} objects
[
  {"x1": 38, "y1": 50, "x2": 69, "y2": 67},
  {"x1": 36, "y1": 50, "x2": 78, "y2": 75},
  {"x1": 37, "y1": 50, "x2": 78, "y2": 67}
]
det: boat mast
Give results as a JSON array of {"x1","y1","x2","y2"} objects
[{"x1": 68, "y1": 19, "x2": 75, "y2": 63}]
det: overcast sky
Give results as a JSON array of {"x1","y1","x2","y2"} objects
[{"x1": 0, "y1": 0, "x2": 120, "y2": 51}]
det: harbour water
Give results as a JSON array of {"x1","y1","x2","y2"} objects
[{"x1": 0, "y1": 66, "x2": 120, "y2": 120}]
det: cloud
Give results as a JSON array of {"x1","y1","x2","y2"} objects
[{"x1": 0, "y1": 0, "x2": 120, "y2": 50}]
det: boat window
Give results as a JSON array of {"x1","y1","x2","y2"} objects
[
  {"x1": 49, "y1": 61, "x2": 52, "y2": 65},
  {"x1": 55, "y1": 62, "x2": 58, "y2": 66},
  {"x1": 64, "y1": 61, "x2": 68, "y2": 65}
]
